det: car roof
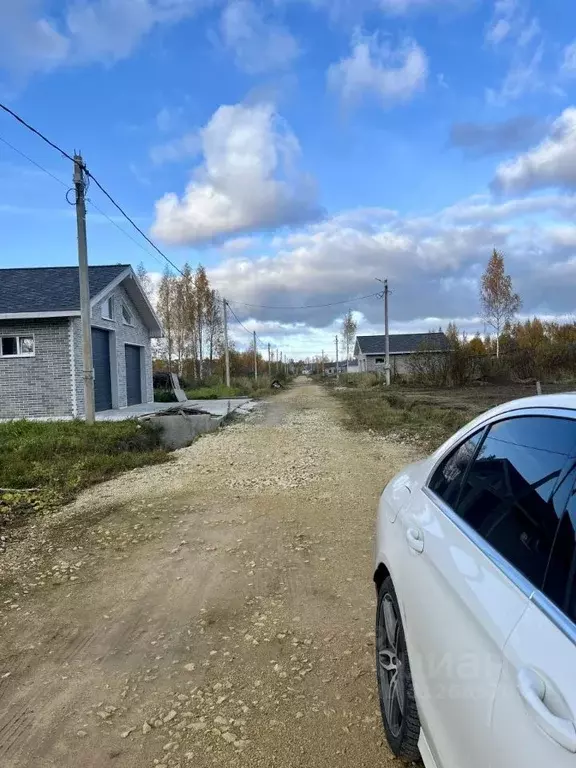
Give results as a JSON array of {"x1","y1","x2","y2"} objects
[
  {"x1": 429, "y1": 393, "x2": 576, "y2": 463},
  {"x1": 484, "y1": 393, "x2": 576, "y2": 418}
]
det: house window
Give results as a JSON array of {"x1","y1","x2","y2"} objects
[
  {"x1": 375, "y1": 357, "x2": 385, "y2": 364},
  {"x1": 0, "y1": 335, "x2": 35, "y2": 357},
  {"x1": 102, "y1": 296, "x2": 114, "y2": 320},
  {"x1": 122, "y1": 304, "x2": 134, "y2": 326}
]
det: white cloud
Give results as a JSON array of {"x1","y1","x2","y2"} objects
[
  {"x1": 484, "y1": 1, "x2": 544, "y2": 104},
  {"x1": 150, "y1": 132, "x2": 201, "y2": 165},
  {"x1": 220, "y1": 236, "x2": 258, "y2": 252},
  {"x1": 486, "y1": 19, "x2": 511, "y2": 46},
  {"x1": 0, "y1": 0, "x2": 209, "y2": 76},
  {"x1": 442, "y1": 193, "x2": 576, "y2": 223},
  {"x1": 0, "y1": 2, "x2": 70, "y2": 74},
  {"x1": 493, "y1": 108, "x2": 576, "y2": 193},
  {"x1": 151, "y1": 102, "x2": 321, "y2": 245},
  {"x1": 378, "y1": 0, "x2": 469, "y2": 12},
  {"x1": 485, "y1": 0, "x2": 516, "y2": 45},
  {"x1": 486, "y1": 44, "x2": 543, "y2": 105},
  {"x1": 203, "y1": 184, "x2": 576, "y2": 347},
  {"x1": 220, "y1": 0, "x2": 300, "y2": 74},
  {"x1": 561, "y1": 40, "x2": 576, "y2": 77},
  {"x1": 328, "y1": 32, "x2": 428, "y2": 107}
]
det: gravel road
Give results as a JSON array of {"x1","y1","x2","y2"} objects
[{"x1": 0, "y1": 380, "x2": 422, "y2": 768}]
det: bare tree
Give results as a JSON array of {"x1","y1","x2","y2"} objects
[
  {"x1": 180, "y1": 263, "x2": 197, "y2": 380},
  {"x1": 341, "y1": 309, "x2": 357, "y2": 370},
  {"x1": 135, "y1": 261, "x2": 154, "y2": 300},
  {"x1": 157, "y1": 266, "x2": 174, "y2": 372},
  {"x1": 480, "y1": 249, "x2": 521, "y2": 358},
  {"x1": 206, "y1": 289, "x2": 223, "y2": 376},
  {"x1": 195, "y1": 265, "x2": 211, "y2": 380}
]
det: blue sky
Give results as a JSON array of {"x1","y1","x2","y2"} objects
[{"x1": 1, "y1": 0, "x2": 576, "y2": 358}]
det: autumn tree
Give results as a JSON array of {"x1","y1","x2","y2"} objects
[
  {"x1": 194, "y1": 265, "x2": 211, "y2": 380},
  {"x1": 157, "y1": 266, "x2": 175, "y2": 372},
  {"x1": 468, "y1": 334, "x2": 486, "y2": 355},
  {"x1": 341, "y1": 309, "x2": 358, "y2": 369},
  {"x1": 136, "y1": 261, "x2": 154, "y2": 300},
  {"x1": 206, "y1": 289, "x2": 223, "y2": 375},
  {"x1": 480, "y1": 249, "x2": 521, "y2": 358}
]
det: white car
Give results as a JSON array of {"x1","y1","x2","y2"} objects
[{"x1": 374, "y1": 394, "x2": 576, "y2": 768}]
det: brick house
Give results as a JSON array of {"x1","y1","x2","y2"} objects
[
  {"x1": 0, "y1": 264, "x2": 162, "y2": 419},
  {"x1": 354, "y1": 332, "x2": 450, "y2": 376}
]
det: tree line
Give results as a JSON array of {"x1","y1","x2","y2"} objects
[
  {"x1": 142, "y1": 264, "x2": 286, "y2": 384},
  {"x1": 407, "y1": 249, "x2": 576, "y2": 385}
]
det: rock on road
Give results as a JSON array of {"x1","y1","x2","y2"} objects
[{"x1": 0, "y1": 380, "x2": 422, "y2": 768}]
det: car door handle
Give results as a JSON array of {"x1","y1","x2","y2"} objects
[
  {"x1": 406, "y1": 527, "x2": 424, "y2": 553},
  {"x1": 517, "y1": 668, "x2": 576, "y2": 752}
]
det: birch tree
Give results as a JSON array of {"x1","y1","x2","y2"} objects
[
  {"x1": 157, "y1": 266, "x2": 174, "y2": 372},
  {"x1": 480, "y1": 249, "x2": 521, "y2": 358},
  {"x1": 341, "y1": 309, "x2": 358, "y2": 368}
]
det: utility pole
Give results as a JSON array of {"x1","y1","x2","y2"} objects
[
  {"x1": 267, "y1": 342, "x2": 271, "y2": 376},
  {"x1": 335, "y1": 335, "x2": 339, "y2": 381},
  {"x1": 74, "y1": 154, "x2": 95, "y2": 424},
  {"x1": 376, "y1": 278, "x2": 391, "y2": 386},
  {"x1": 321, "y1": 350, "x2": 325, "y2": 377},
  {"x1": 253, "y1": 331, "x2": 258, "y2": 381},
  {"x1": 222, "y1": 298, "x2": 231, "y2": 388}
]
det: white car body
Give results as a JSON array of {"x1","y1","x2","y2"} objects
[{"x1": 374, "y1": 394, "x2": 576, "y2": 768}]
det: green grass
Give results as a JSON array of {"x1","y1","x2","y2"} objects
[
  {"x1": 154, "y1": 374, "x2": 293, "y2": 403},
  {"x1": 185, "y1": 384, "x2": 245, "y2": 399},
  {"x1": 333, "y1": 389, "x2": 473, "y2": 451},
  {"x1": 332, "y1": 380, "x2": 576, "y2": 451},
  {"x1": 0, "y1": 420, "x2": 170, "y2": 526}
]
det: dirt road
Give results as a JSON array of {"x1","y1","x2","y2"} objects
[{"x1": 0, "y1": 381, "x2": 422, "y2": 768}]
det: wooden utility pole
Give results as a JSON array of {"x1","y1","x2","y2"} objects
[
  {"x1": 267, "y1": 342, "x2": 271, "y2": 376},
  {"x1": 376, "y1": 278, "x2": 391, "y2": 386},
  {"x1": 335, "y1": 335, "x2": 339, "y2": 381},
  {"x1": 74, "y1": 154, "x2": 95, "y2": 424},
  {"x1": 253, "y1": 331, "x2": 258, "y2": 381},
  {"x1": 321, "y1": 349, "x2": 325, "y2": 377},
  {"x1": 222, "y1": 298, "x2": 230, "y2": 388}
]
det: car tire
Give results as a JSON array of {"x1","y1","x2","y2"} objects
[{"x1": 376, "y1": 575, "x2": 421, "y2": 761}]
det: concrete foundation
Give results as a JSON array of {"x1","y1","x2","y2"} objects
[{"x1": 144, "y1": 412, "x2": 223, "y2": 449}]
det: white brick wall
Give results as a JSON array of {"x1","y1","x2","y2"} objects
[
  {"x1": 0, "y1": 319, "x2": 73, "y2": 418},
  {"x1": 73, "y1": 284, "x2": 153, "y2": 415},
  {"x1": 0, "y1": 283, "x2": 154, "y2": 419}
]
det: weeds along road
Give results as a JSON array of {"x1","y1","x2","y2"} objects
[{"x1": 0, "y1": 380, "x2": 422, "y2": 768}]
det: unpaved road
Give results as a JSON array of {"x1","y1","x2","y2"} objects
[{"x1": 0, "y1": 381, "x2": 422, "y2": 768}]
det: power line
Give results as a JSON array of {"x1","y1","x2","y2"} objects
[
  {"x1": 0, "y1": 135, "x2": 68, "y2": 188},
  {"x1": 226, "y1": 291, "x2": 382, "y2": 310},
  {"x1": 0, "y1": 103, "x2": 76, "y2": 163},
  {"x1": 0, "y1": 101, "x2": 184, "y2": 278},
  {"x1": 226, "y1": 302, "x2": 259, "y2": 339},
  {"x1": 0, "y1": 133, "x2": 170, "y2": 273},
  {"x1": 84, "y1": 170, "x2": 184, "y2": 277}
]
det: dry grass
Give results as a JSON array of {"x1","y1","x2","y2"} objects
[{"x1": 332, "y1": 381, "x2": 575, "y2": 451}]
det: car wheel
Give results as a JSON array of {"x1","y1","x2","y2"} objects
[{"x1": 376, "y1": 575, "x2": 421, "y2": 761}]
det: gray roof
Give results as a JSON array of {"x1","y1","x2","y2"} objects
[
  {"x1": 0, "y1": 265, "x2": 129, "y2": 314},
  {"x1": 356, "y1": 332, "x2": 450, "y2": 355}
]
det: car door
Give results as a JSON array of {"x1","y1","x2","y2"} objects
[
  {"x1": 491, "y1": 467, "x2": 576, "y2": 766},
  {"x1": 397, "y1": 413, "x2": 576, "y2": 768}
]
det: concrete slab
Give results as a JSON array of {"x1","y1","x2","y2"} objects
[{"x1": 95, "y1": 398, "x2": 254, "y2": 421}]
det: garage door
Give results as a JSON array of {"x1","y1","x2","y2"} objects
[
  {"x1": 91, "y1": 328, "x2": 112, "y2": 412},
  {"x1": 125, "y1": 345, "x2": 142, "y2": 406}
]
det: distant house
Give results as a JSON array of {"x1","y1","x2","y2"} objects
[
  {"x1": 354, "y1": 332, "x2": 450, "y2": 376},
  {"x1": 0, "y1": 264, "x2": 162, "y2": 419},
  {"x1": 324, "y1": 360, "x2": 348, "y2": 376}
]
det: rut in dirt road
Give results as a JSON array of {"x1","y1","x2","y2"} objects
[{"x1": 0, "y1": 381, "x2": 422, "y2": 768}]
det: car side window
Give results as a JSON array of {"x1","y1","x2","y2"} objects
[
  {"x1": 454, "y1": 416, "x2": 576, "y2": 588},
  {"x1": 543, "y1": 473, "x2": 576, "y2": 623},
  {"x1": 429, "y1": 430, "x2": 484, "y2": 508}
]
